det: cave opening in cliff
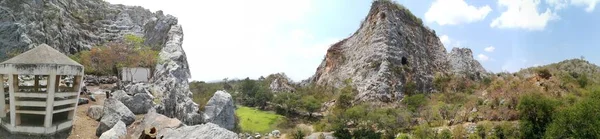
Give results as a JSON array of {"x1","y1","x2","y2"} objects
[
  {"x1": 401, "y1": 57, "x2": 408, "y2": 65},
  {"x1": 380, "y1": 13, "x2": 386, "y2": 20}
]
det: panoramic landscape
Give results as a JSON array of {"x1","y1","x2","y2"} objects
[{"x1": 1, "y1": 0, "x2": 600, "y2": 139}]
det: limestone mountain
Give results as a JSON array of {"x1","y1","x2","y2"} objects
[
  {"x1": 448, "y1": 47, "x2": 488, "y2": 79},
  {"x1": 0, "y1": 0, "x2": 176, "y2": 58},
  {"x1": 308, "y1": 0, "x2": 485, "y2": 103}
]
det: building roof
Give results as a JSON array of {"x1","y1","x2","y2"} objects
[{"x1": 0, "y1": 44, "x2": 82, "y2": 66}]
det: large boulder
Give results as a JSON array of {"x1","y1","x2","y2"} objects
[
  {"x1": 112, "y1": 90, "x2": 154, "y2": 114},
  {"x1": 129, "y1": 108, "x2": 184, "y2": 138},
  {"x1": 96, "y1": 98, "x2": 136, "y2": 137},
  {"x1": 157, "y1": 123, "x2": 239, "y2": 139},
  {"x1": 99, "y1": 120, "x2": 127, "y2": 139},
  {"x1": 203, "y1": 90, "x2": 236, "y2": 131},
  {"x1": 124, "y1": 83, "x2": 151, "y2": 95},
  {"x1": 151, "y1": 25, "x2": 204, "y2": 125},
  {"x1": 87, "y1": 105, "x2": 104, "y2": 121}
]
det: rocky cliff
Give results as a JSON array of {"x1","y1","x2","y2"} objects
[
  {"x1": 308, "y1": 0, "x2": 485, "y2": 103},
  {"x1": 0, "y1": 0, "x2": 176, "y2": 58},
  {"x1": 448, "y1": 47, "x2": 487, "y2": 79},
  {"x1": 309, "y1": 0, "x2": 450, "y2": 103}
]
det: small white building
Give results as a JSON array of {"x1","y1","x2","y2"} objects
[
  {"x1": 121, "y1": 67, "x2": 151, "y2": 82},
  {"x1": 0, "y1": 44, "x2": 84, "y2": 134}
]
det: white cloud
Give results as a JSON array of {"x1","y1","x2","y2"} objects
[
  {"x1": 477, "y1": 54, "x2": 490, "y2": 61},
  {"x1": 546, "y1": 0, "x2": 569, "y2": 10},
  {"x1": 571, "y1": 0, "x2": 600, "y2": 12},
  {"x1": 425, "y1": 0, "x2": 492, "y2": 25},
  {"x1": 484, "y1": 46, "x2": 496, "y2": 52},
  {"x1": 490, "y1": 0, "x2": 559, "y2": 31},
  {"x1": 438, "y1": 35, "x2": 463, "y2": 52},
  {"x1": 105, "y1": 0, "x2": 332, "y2": 81}
]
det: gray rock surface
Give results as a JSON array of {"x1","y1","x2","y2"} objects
[
  {"x1": 306, "y1": 132, "x2": 336, "y2": 139},
  {"x1": 87, "y1": 105, "x2": 104, "y2": 121},
  {"x1": 150, "y1": 24, "x2": 204, "y2": 125},
  {"x1": 129, "y1": 108, "x2": 183, "y2": 139},
  {"x1": 96, "y1": 98, "x2": 135, "y2": 136},
  {"x1": 124, "y1": 82, "x2": 151, "y2": 95},
  {"x1": 203, "y1": 90, "x2": 236, "y2": 131},
  {"x1": 448, "y1": 47, "x2": 487, "y2": 79},
  {"x1": 99, "y1": 120, "x2": 127, "y2": 139},
  {"x1": 157, "y1": 123, "x2": 239, "y2": 139},
  {"x1": 308, "y1": 0, "x2": 450, "y2": 103},
  {"x1": 112, "y1": 90, "x2": 154, "y2": 114},
  {"x1": 268, "y1": 73, "x2": 295, "y2": 93},
  {"x1": 0, "y1": 0, "x2": 177, "y2": 59}
]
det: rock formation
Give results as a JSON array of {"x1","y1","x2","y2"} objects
[
  {"x1": 0, "y1": 0, "x2": 176, "y2": 59},
  {"x1": 157, "y1": 123, "x2": 239, "y2": 139},
  {"x1": 268, "y1": 73, "x2": 296, "y2": 93},
  {"x1": 448, "y1": 47, "x2": 487, "y2": 79},
  {"x1": 99, "y1": 121, "x2": 127, "y2": 139},
  {"x1": 128, "y1": 108, "x2": 184, "y2": 139},
  {"x1": 308, "y1": 0, "x2": 450, "y2": 103},
  {"x1": 96, "y1": 98, "x2": 136, "y2": 136},
  {"x1": 150, "y1": 24, "x2": 204, "y2": 125},
  {"x1": 112, "y1": 90, "x2": 155, "y2": 114},
  {"x1": 203, "y1": 90, "x2": 236, "y2": 131},
  {"x1": 87, "y1": 105, "x2": 104, "y2": 121}
]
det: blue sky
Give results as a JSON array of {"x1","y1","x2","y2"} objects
[{"x1": 105, "y1": 0, "x2": 600, "y2": 82}]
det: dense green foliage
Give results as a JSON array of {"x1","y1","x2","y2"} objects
[
  {"x1": 518, "y1": 93, "x2": 558, "y2": 139},
  {"x1": 238, "y1": 78, "x2": 273, "y2": 109},
  {"x1": 544, "y1": 90, "x2": 600, "y2": 138}
]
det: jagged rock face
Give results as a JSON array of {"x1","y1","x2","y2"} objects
[
  {"x1": 0, "y1": 0, "x2": 176, "y2": 58},
  {"x1": 268, "y1": 73, "x2": 295, "y2": 93},
  {"x1": 128, "y1": 108, "x2": 183, "y2": 139},
  {"x1": 203, "y1": 90, "x2": 236, "y2": 131},
  {"x1": 157, "y1": 123, "x2": 239, "y2": 139},
  {"x1": 99, "y1": 120, "x2": 127, "y2": 139},
  {"x1": 448, "y1": 47, "x2": 487, "y2": 78},
  {"x1": 151, "y1": 25, "x2": 204, "y2": 125},
  {"x1": 309, "y1": 1, "x2": 449, "y2": 103},
  {"x1": 96, "y1": 98, "x2": 136, "y2": 137},
  {"x1": 112, "y1": 90, "x2": 154, "y2": 114}
]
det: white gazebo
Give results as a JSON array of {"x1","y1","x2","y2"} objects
[{"x1": 0, "y1": 44, "x2": 84, "y2": 134}]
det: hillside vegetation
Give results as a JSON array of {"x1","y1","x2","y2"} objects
[{"x1": 190, "y1": 59, "x2": 600, "y2": 138}]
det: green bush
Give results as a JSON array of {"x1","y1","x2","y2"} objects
[
  {"x1": 439, "y1": 129, "x2": 452, "y2": 139},
  {"x1": 403, "y1": 94, "x2": 426, "y2": 112},
  {"x1": 333, "y1": 128, "x2": 352, "y2": 139},
  {"x1": 412, "y1": 124, "x2": 435, "y2": 139},
  {"x1": 291, "y1": 127, "x2": 309, "y2": 139},
  {"x1": 544, "y1": 90, "x2": 600, "y2": 138},
  {"x1": 518, "y1": 93, "x2": 558, "y2": 139}
]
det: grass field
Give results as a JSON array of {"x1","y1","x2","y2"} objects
[{"x1": 236, "y1": 106, "x2": 286, "y2": 133}]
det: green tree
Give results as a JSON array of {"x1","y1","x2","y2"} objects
[
  {"x1": 544, "y1": 91, "x2": 600, "y2": 138},
  {"x1": 239, "y1": 77, "x2": 272, "y2": 109},
  {"x1": 518, "y1": 93, "x2": 558, "y2": 139},
  {"x1": 301, "y1": 96, "x2": 321, "y2": 118}
]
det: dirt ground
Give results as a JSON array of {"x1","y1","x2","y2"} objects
[{"x1": 67, "y1": 85, "x2": 111, "y2": 139}]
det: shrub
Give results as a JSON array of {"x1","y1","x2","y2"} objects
[
  {"x1": 333, "y1": 128, "x2": 352, "y2": 139},
  {"x1": 403, "y1": 94, "x2": 426, "y2": 112},
  {"x1": 544, "y1": 90, "x2": 600, "y2": 138},
  {"x1": 439, "y1": 129, "x2": 452, "y2": 139},
  {"x1": 412, "y1": 124, "x2": 435, "y2": 139},
  {"x1": 452, "y1": 125, "x2": 466, "y2": 139},
  {"x1": 535, "y1": 68, "x2": 552, "y2": 79},
  {"x1": 353, "y1": 128, "x2": 382, "y2": 139},
  {"x1": 518, "y1": 93, "x2": 558, "y2": 139},
  {"x1": 290, "y1": 127, "x2": 310, "y2": 139}
]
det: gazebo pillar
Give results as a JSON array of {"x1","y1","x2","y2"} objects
[
  {"x1": 8, "y1": 74, "x2": 16, "y2": 126},
  {"x1": 0, "y1": 74, "x2": 5, "y2": 118},
  {"x1": 44, "y1": 72, "x2": 57, "y2": 127}
]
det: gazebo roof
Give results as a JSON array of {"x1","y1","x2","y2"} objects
[{"x1": 0, "y1": 44, "x2": 82, "y2": 66}]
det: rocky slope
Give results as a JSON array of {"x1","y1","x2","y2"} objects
[
  {"x1": 0, "y1": 0, "x2": 176, "y2": 58},
  {"x1": 309, "y1": 0, "x2": 450, "y2": 103},
  {"x1": 448, "y1": 47, "x2": 487, "y2": 79},
  {"x1": 308, "y1": 0, "x2": 485, "y2": 103}
]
